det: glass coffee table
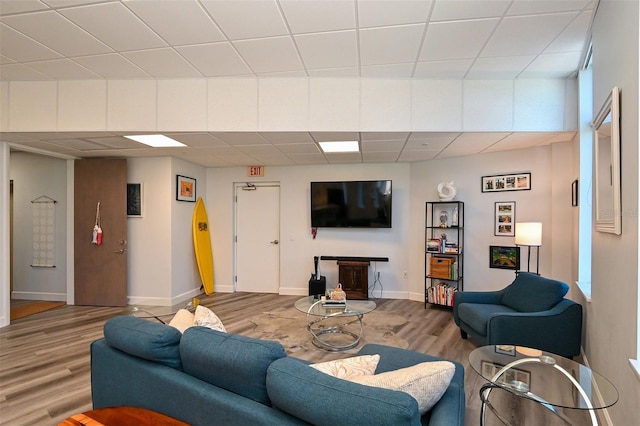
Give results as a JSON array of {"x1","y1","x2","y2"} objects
[
  {"x1": 294, "y1": 296, "x2": 376, "y2": 351},
  {"x1": 469, "y1": 345, "x2": 618, "y2": 426},
  {"x1": 125, "y1": 298, "x2": 200, "y2": 323}
]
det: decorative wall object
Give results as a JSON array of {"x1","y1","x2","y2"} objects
[
  {"x1": 572, "y1": 180, "x2": 579, "y2": 207},
  {"x1": 127, "y1": 183, "x2": 143, "y2": 217},
  {"x1": 593, "y1": 86, "x2": 621, "y2": 234},
  {"x1": 176, "y1": 175, "x2": 196, "y2": 202},
  {"x1": 494, "y1": 201, "x2": 515, "y2": 236},
  {"x1": 489, "y1": 245, "x2": 520, "y2": 270},
  {"x1": 31, "y1": 195, "x2": 56, "y2": 267},
  {"x1": 481, "y1": 173, "x2": 531, "y2": 193}
]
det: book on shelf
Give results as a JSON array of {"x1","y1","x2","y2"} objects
[
  {"x1": 426, "y1": 282, "x2": 457, "y2": 306},
  {"x1": 426, "y1": 239, "x2": 440, "y2": 252}
]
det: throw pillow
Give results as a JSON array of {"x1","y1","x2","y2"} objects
[
  {"x1": 349, "y1": 361, "x2": 455, "y2": 414},
  {"x1": 310, "y1": 354, "x2": 380, "y2": 380},
  {"x1": 194, "y1": 305, "x2": 226, "y2": 332},
  {"x1": 168, "y1": 308, "x2": 195, "y2": 333}
]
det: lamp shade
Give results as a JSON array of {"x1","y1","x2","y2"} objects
[{"x1": 515, "y1": 222, "x2": 542, "y2": 246}]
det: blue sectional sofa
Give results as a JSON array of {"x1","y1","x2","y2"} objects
[{"x1": 91, "y1": 316, "x2": 465, "y2": 426}]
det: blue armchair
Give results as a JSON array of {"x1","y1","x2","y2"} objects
[{"x1": 453, "y1": 272, "x2": 582, "y2": 358}]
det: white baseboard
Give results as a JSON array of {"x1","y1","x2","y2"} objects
[
  {"x1": 11, "y1": 291, "x2": 66, "y2": 302},
  {"x1": 580, "y1": 348, "x2": 614, "y2": 426},
  {"x1": 127, "y1": 287, "x2": 203, "y2": 307}
]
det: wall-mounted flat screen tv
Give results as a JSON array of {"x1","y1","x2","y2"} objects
[{"x1": 311, "y1": 180, "x2": 392, "y2": 228}]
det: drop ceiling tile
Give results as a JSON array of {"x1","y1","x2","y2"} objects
[
  {"x1": 294, "y1": 30, "x2": 357, "y2": 69},
  {"x1": 307, "y1": 67, "x2": 359, "y2": 77},
  {"x1": 233, "y1": 37, "x2": 303, "y2": 74},
  {"x1": 506, "y1": 0, "x2": 592, "y2": 15},
  {"x1": 213, "y1": 132, "x2": 269, "y2": 145},
  {"x1": 445, "y1": 132, "x2": 509, "y2": 152},
  {"x1": 484, "y1": 132, "x2": 547, "y2": 152},
  {"x1": 42, "y1": 0, "x2": 102, "y2": 7},
  {"x1": 467, "y1": 55, "x2": 535, "y2": 79},
  {"x1": 275, "y1": 143, "x2": 320, "y2": 154},
  {"x1": 47, "y1": 138, "x2": 112, "y2": 150},
  {"x1": 200, "y1": 0, "x2": 287, "y2": 40},
  {"x1": 360, "y1": 139, "x2": 405, "y2": 152},
  {"x1": 124, "y1": 0, "x2": 225, "y2": 45},
  {"x1": 288, "y1": 153, "x2": 328, "y2": 164},
  {"x1": 0, "y1": 23, "x2": 62, "y2": 62},
  {"x1": 519, "y1": 51, "x2": 582, "y2": 78},
  {"x1": 0, "y1": 54, "x2": 15, "y2": 64},
  {"x1": 311, "y1": 131, "x2": 359, "y2": 142},
  {"x1": 123, "y1": 48, "x2": 202, "y2": 78},
  {"x1": 545, "y1": 10, "x2": 593, "y2": 53},
  {"x1": 0, "y1": 0, "x2": 48, "y2": 15},
  {"x1": 26, "y1": 58, "x2": 101, "y2": 79},
  {"x1": 261, "y1": 132, "x2": 314, "y2": 144},
  {"x1": 279, "y1": 0, "x2": 355, "y2": 33},
  {"x1": 73, "y1": 53, "x2": 151, "y2": 78},
  {"x1": 256, "y1": 69, "x2": 308, "y2": 77},
  {"x1": 397, "y1": 150, "x2": 438, "y2": 161},
  {"x1": 482, "y1": 13, "x2": 579, "y2": 57},
  {"x1": 357, "y1": 0, "x2": 431, "y2": 28},
  {"x1": 431, "y1": 0, "x2": 510, "y2": 21},
  {"x1": 420, "y1": 19, "x2": 499, "y2": 61},
  {"x1": 360, "y1": 24, "x2": 425, "y2": 66},
  {"x1": 60, "y1": 2, "x2": 167, "y2": 51},
  {"x1": 166, "y1": 133, "x2": 227, "y2": 147},
  {"x1": 0, "y1": 63, "x2": 51, "y2": 80},
  {"x1": 84, "y1": 136, "x2": 143, "y2": 149},
  {"x1": 363, "y1": 152, "x2": 401, "y2": 162},
  {"x1": 412, "y1": 59, "x2": 473, "y2": 78},
  {"x1": 176, "y1": 43, "x2": 253, "y2": 77},
  {"x1": 361, "y1": 63, "x2": 414, "y2": 77},
  {"x1": 325, "y1": 152, "x2": 362, "y2": 163},
  {"x1": 2, "y1": 11, "x2": 112, "y2": 57}
]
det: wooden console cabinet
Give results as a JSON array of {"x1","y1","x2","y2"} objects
[{"x1": 337, "y1": 260, "x2": 369, "y2": 299}]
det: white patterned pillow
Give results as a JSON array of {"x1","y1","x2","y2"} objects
[
  {"x1": 310, "y1": 354, "x2": 380, "y2": 380},
  {"x1": 193, "y1": 305, "x2": 226, "y2": 332},
  {"x1": 349, "y1": 361, "x2": 455, "y2": 414},
  {"x1": 168, "y1": 308, "x2": 195, "y2": 333}
]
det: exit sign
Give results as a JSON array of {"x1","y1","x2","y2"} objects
[{"x1": 248, "y1": 166, "x2": 264, "y2": 177}]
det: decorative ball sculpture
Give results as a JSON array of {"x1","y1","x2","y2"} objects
[{"x1": 437, "y1": 181, "x2": 457, "y2": 201}]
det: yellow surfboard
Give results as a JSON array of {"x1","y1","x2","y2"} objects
[{"x1": 192, "y1": 197, "x2": 214, "y2": 295}]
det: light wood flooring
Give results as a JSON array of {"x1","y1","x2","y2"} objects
[{"x1": 1, "y1": 293, "x2": 594, "y2": 426}]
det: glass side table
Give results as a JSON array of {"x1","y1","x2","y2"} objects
[
  {"x1": 294, "y1": 296, "x2": 376, "y2": 351},
  {"x1": 469, "y1": 345, "x2": 618, "y2": 426}
]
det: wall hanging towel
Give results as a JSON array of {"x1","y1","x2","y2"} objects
[{"x1": 92, "y1": 202, "x2": 103, "y2": 246}]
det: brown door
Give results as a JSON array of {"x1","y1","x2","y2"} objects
[{"x1": 74, "y1": 159, "x2": 127, "y2": 306}]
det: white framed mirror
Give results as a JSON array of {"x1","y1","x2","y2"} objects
[{"x1": 593, "y1": 87, "x2": 621, "y2": 235}]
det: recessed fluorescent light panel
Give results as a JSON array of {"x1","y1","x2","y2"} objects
[
  {"x1": 319, "y1": 141, "x2": 359, "y2": 153},
  {"x1": 124, "y1": 134, "x2": 186, "y2": 147}
]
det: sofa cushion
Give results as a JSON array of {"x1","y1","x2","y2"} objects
[
  {"x1": 267, "y1": 357, "x2": 421, "y2": 425},
  {"x1": 457, "y1": 303, "x2": 515, "y2": 336},
  {"x1": 180, "y1": 327, "x2": 286, "y2": 405},
  {"x1": 501, "y1": 273, "x2": 569, "y2": 312},
  {"x1": 103, "y1": 316, "x2": 182, "y2": 370},
  {"x1": 349, "y1": 361, "x2": 455, "y2": 415},
  {"x1": 311, "y1": 354, "x2": 380, "y2": 380}
]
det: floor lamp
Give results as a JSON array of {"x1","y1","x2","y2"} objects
[{"x1": 515, "y1": 222, "x2": 542, "y2": 275}]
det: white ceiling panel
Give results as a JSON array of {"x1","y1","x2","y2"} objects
[
  {"x1": 280, "y1": 0, "x2": 355, "y2": 33},
  {"x1": 0, "y1": 54, "x2": 15, "y2": 64},
  {"x1": 507, "y1": 0, "x2": 593, "y2": 16},
  {"x1": 0, "y1": 22, "x2": 61, "y2": 62},
  {"x1": 25, "y1": 58, "x2": 101, "y2": 79},
  {"x1": 361, "y1": 139, "x2": 406, "y2": 152},
  {"x1": 466, "y1": 55, "x2": 535, "y2": 79},
  {"x1": 275, "y1": 143, "x2": 321, "y2": 154},
  {"x1": 124, "y1": 0, "x2": 225, "y2": 46},
  {"x1": 72, "y1": 53, "x2": 151, "y2": 78},
  {"x1": 363, "y1": 152, "x2": 401, "y2": 163},
  {"x1": 420, "y1": 19, "x2": 499, "y2": 62},
  {"x1": 520, "y1": 51, "x2": 582, "y2": 78},
  {"x1": 233, "y1": 36, "x2": 303, "y2": 74},
  {"x1": 176, "y1": 43, "x2": 252, "y2": 77},
  {"x1": 59, "y1": 2, "x2": 167, "y2": 52},
  {"x1": 413, "y1": 59, "x2": 472, "y2": 79},
  {"x1": 545, "y1": 10, "x2": 593, "y2": 53},
  {"x1": 200, "y1": 0, "x2": 287, "y2": 40},
  {"x1": 361, "y1": 63, "x2": 415, "y2": 77},
  {"x1": 167, "y1": 133, "x2": 227, "y2": 147},
  {"x1": 123, "y1": 48, "x2": 202, "y2": 78},
  {"x1": 2, "y1": 11, "x2": 112, "y2": 57},
  {"x1": 213, "y1": 132, "x2": 269, "y2": 146},
  {"x1": 295, "y1": 30, "x2": 357, "y2": 70},
  {"x1": 482, "y1": 13, "x2": 579, "y2": 57},
  {"x1": 358, "y1": 0, "x2": 431, "y2": 28},
  {"x1": 0, "y1": 0, "x2": 47, "y2": 15},
  {"x1": 0, "y1": 63, "x2": 51, "y2": 80},
  {"x1": 360, "y1": 24, "x2": 425, "y2": 66},
  {"x1": 261, "y1": 131, "x2": 314, "y2": 144},
  {"x1": 431, "y1": 0, "x2": 510, "y2": 21},
  {"x1": 311, "y1": 132, "x2": 359, "y2": 142},
  {"x1": 308, "y1": 67, "x2": 359, "y2": 77}
]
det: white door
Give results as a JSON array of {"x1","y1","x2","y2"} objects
[{"x1": 234, "y1": 183, "x2": 280, "y2": 293}]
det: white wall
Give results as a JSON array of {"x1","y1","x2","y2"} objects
[
  {"x1": 9, "y1": 152, "x2": 67, "y2": 301},
  {"x1": 409, "y1": 144, "x2": 574, "y2": 299},
  {"x1": 207, "y1": 163, "x2": 410, "y2": 297},
  {"x1": 587, "y1": 0, "x2": 640, "y2": 424}
]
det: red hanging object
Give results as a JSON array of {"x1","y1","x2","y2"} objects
[{"x1": 92, "y1": 202, "x2": 103, "y2": 246}]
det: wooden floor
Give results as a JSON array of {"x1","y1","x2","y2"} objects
[{"x1": 0, "y1": 293, "x2": 594, "y2": 426}]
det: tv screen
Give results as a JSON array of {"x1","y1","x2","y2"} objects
[{"x1": 310, "y1": 180, "x2": 392, "y2": 228}]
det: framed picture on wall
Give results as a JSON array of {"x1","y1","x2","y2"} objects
[
  {"x1": 489, "y1": 246, "x2": 520, "y2": 270},
  {"x1": 482, "y1": 173, "x2": 531, "y2": 192},
  {"x1": 127, "y1": 183, "x2": 143, "y2": 217},
  {"x1": 494, "y1": 201, "x2": 515, "y2": 236},
  {"x1": 176, "y1": 175, "x2": 196, "y2": 202}
]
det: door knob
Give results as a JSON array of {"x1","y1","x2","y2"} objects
[
  {"x1": 114, "y1": 248, "x2": 128, "y2": 254},
  {"x1": 270, "y1": 240, "x2": 279, "y2": 245}
]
